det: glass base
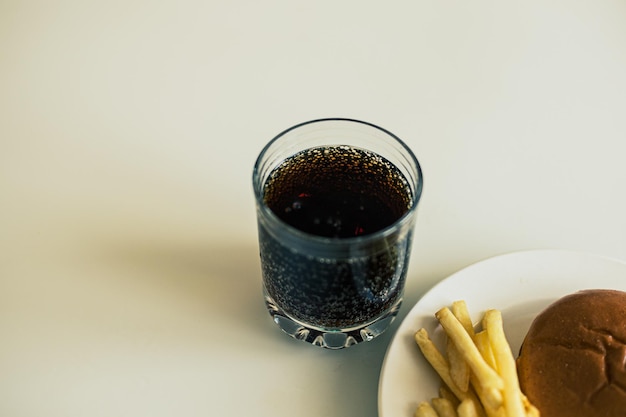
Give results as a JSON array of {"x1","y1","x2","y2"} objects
[{"x1": 263, "y1": 289, "x2": 402, "y2": 349}]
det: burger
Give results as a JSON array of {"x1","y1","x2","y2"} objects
[{"x1": 516, "y1": 289, "x2": 626, "y2": 417}]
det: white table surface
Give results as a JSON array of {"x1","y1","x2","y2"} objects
[{"x1": 2, "y1": 1, "x2": 626, "y2": 416}]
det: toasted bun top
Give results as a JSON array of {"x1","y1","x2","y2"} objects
[{"x1": 517, "y1": 289, "x2": 626, "y2": 417}]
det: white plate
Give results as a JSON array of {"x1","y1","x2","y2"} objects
[{"x1": 378, "y1": 249, "x2": 626, "y2": 417}]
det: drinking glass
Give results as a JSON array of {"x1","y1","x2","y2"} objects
[{"x1": 252, "y1": 118, "x2": 423, "y2": 349}]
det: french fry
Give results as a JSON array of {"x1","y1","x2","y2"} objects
[
  {"x1": 469, "y1": 373, "x2": 504, "y2": 416},
  {"x1": 521, "y1": 395, "x2": 540, "y2": 417},
  {"x1": 447, "y1": 336, "x2": 471, "y2": 392},
  {"x1": 474, "y1": 330, "x2": 497, "y2": 371},
  {"x1": 439, "y1": 385, "x2": 461, "y2": 409},
  {"x1": 414, "y1": 328, "x2": 485, "y2": 416},
  {"x1": 435, "y1": 307, "x2": 504, "y2": 408},
  {"x1": 416, "y1": 401, "x2": 440, "y2": 417},
  {"x1": 458, "y1": 398, "x2": 479, "y2": 417},
  {"x1": 483, "y1": 310, "x2": 525, "y2": 417},
  {"x1": 414, "y1": 328, "x2": 464, "y2": 400},
  {"x1": 448, "y1": 300, "x2": 473, "y2": 393},
  {"x1": 525, "y1": 407, "x2": 540, "y2": 417},
  {"x1": 472, "y1": 331, "x2": 508, "y2": 417},
  {"x1": 451, "y1": 300, "x2": 475, "y2": 338},
  {"x1": 432, "y1": 397, "x2": 459, "y2": 417}
]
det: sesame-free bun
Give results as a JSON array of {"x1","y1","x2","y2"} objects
[{"x1": 517, "y1": 289, "x2": 626, "y2": 417}]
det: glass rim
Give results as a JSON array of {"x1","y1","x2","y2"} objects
[{"x1": 252, "y1": 117, "x2": 423, "y2": 245}]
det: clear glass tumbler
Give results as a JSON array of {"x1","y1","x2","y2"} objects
[{"x1": 252, "y1": 118, "x2": 423, "y2": 349}]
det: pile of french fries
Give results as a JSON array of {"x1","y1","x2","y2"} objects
[{"x1": 414, "y1": 301, "x2": 539, "y2": 417}]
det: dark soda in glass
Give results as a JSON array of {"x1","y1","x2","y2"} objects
[
  {"x1": 253, "y1": 119, "x2": 422, "y2": 348},
  {"x1": 260, "y1": 146, "x2": 413, "y2": 327}
]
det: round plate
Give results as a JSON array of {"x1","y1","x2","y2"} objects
[{"x1": 378, "y1": 249, "x2": 626, "y2": 417}]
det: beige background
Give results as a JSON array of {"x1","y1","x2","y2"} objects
[{"x1": 2, "y1": 1, "x2": 626, "y2": 416}]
